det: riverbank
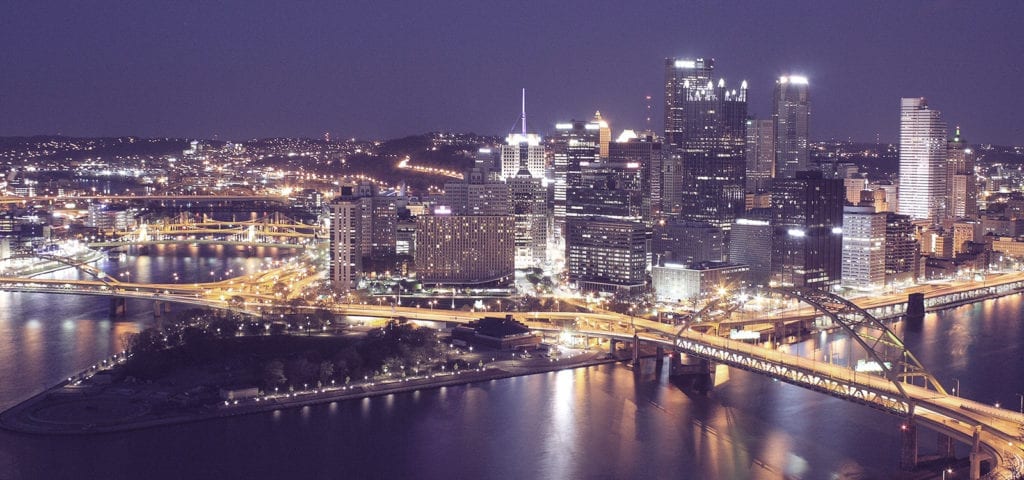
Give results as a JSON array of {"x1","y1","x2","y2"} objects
[
  {"x1": 0, "y1": 350, "x2": 625, "y2": 435},
  {"x1": 0, "y1": 248, "x2": 106, "y2": 278}
]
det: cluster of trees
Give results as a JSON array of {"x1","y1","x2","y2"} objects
[
  {"x1": 119, "y1": 310, "x2": 456, "y2": 393},
  {"x1": 260, "y1": 320, "x2": 446, "y2": 391}
]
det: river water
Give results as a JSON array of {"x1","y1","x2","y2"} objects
[{"x1": 0, "y1": 247, "x2": 1022, "y2": 479}]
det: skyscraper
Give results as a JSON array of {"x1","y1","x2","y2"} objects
[
  {"x1": 608, "y1": 135, "x2": 663, "y2": 225},
  {"x1": 745, "y1": 118, "x2": 775, "y2": 193},
  {"x1": 328, "y1": 187, "x2": 362, "y2": 292},
  {"x1": 773, "y1": 75, "x2": 810, "y2": 179},
  {"x1": 664, "y1": 57, "x2": 748, "y2": 230},
  {"x1": 770, "y1": 171, "x2": 844, "y2": 288},
  {"x1": 565, "y1": 156, "x2": 649, "y2": 293},
  {"x1": 946, "y1": 126, "x2": 978, "y2": 219},
  {"x1": 593, "y1": 111, "x2": 611, "y2": 158},
  {"x1": 500, "y1": 89, "x2": 546, "y2": 180},
  {"x1": 509, "y1": 168, "x2": 547, "y2": 269},
  {"x1": 551, "y1": 120, "x2": 600, "y2": 250},
  {"x1": 898, "y1": 98, "x2": 948, "y2": 220},
  {"x1": 841, "y1": 205, "x2": 886, "y2": 290}
]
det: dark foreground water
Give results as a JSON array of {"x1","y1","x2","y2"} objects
[{"x1": 0, "y1": 249, "x2": 1022, "y2": 479}]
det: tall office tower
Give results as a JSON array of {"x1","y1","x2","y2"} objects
[
  {"x1": 745, "y1": 118, "x2": 775, "y2": 193},
  {"x1": 946, "y1": 126, "x2": 978, "y2": 219},
  {"x1": 328, "y1": 187, "x2": 362, "y2": 292},
  {"x1": 565, "y1": 157, "x2": 649, "y2": 293},
  {"x1": 443, "y1": 167, "x2": 510, "y2": 216},
  {"x1": 415, "y1": 213, "x2": 515, "y2": 285},
  {"x1": 728, "y1": 217, "x2": 773, "y2": 286},
  {"x1": 565, "y1": 219, "x2": 648, "y2": 294},
  {"x1": 884, "y1": 212, "x2": 920, "y2": 284},
  {"x1": 509, "y1": 168, "x2": 547, "y2": 269},
  {"x1": 770, "y1": 171, "x2": 844, "y2": 288},
  {"x1": 773, "y1": 75, "x2": 810, "y2": 179},
  {"x1": 551, "y1": 120, "x2": 600, "y2": 251},
  {"x1": 664, "y1": 57, "x2": 748, "y2": 230},
  {"x1": 608, "y1": 134, "x2": 663, "y2": 224},
  {"x1": 593, "y1": 111, "x2": 611, "y2": 158},
  {"x1": 841, "y1": 205, "x2": 887, "y2": 290},
  {"x1": 500, "y1": 90, "x2": 546, "y2": 180},
  {"x1": 898, "y1": 97, "x2": 948, "y2": 220}
]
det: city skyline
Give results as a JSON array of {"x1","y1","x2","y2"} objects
[{"x1": 1, "y1": 2, "x2": 1023, "y2": 145}]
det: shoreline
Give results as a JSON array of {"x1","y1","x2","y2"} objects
[
  {"x1": 5, "y1": 283, "x2": 1024, "y2": 437},
  {"x1": 0, "y1": 351, "x2": 626, "y2": 436}
]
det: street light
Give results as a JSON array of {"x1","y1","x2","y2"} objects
[
  {"x1": 943, "y1": 468, "x2": 953, "y2": 480},
  {"x1": 952, "y1": 378, "x2": 960, "y2": 397}
]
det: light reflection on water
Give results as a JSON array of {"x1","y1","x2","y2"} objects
[{"x1": 0, "y1": 254, "x2": 1021, "y2": 479}]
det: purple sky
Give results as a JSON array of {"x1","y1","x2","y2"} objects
[{"x1": 1, "y1": 1, "x2": 1022, "y2": 144}]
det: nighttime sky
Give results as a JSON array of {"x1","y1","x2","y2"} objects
[{"x1": 1, "y1": 1, "x2": 1022, "y2": 144}]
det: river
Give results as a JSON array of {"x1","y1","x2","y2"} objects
[{"x1": 0, "y1": 247, "x2": 1022, "y2": 479}]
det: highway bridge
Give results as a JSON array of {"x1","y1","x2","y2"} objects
[
  {"x1": 323, "y1": 293, "x2": 1024, "y2": 479},
  {"x1": 87, "y1": 214, "x2": 322, "y2": 250},
  {"x1": 0, "y1": 194, "x2": 289, "y2": 205}
]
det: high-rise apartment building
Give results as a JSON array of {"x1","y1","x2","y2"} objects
[
  {"x1": 664, "y1": 57, "x2": 748, "y2": 230},
  {"x1": 328, "y1": 188, "x2": 362, "y2": 292},
  {"x1": 773, "y1": 76, "x2": 810, "y2": 179},
  {"x1": 898, "y1": 98, "x2": 948, "y2": 220},
  {"x1": 745, "y1": 118, "x2": 774, "y2": 193}
]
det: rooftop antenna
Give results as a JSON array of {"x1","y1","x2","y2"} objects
[{"x1": 521, "y1": 88, "x2": 527, "y2": 135}]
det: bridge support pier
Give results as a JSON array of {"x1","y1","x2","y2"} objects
[
  {"x1": 609, "y1": 339, "x2": 619, "y2": 354},
  {"x1": 109, "y1": 297, "x2": 127, "y2": 318},
  {"x1": 936, "y1": 433, "x2": 955, "y2": 459},
  {"x1": 631, "y1": 334, "x2": 640, "y2": 367},
  {"x1": 969, "y1": 425, "x2": 988, "y2": 480},
  {"x1": 900, "y1": 423, "x2": 917, "y2": 470},
  {"x1": 906, "y1": 292, "x2": 925, "y2": 325},
  {"x1": 655, "y1": 346, "x2": 664, "y2": 368}
]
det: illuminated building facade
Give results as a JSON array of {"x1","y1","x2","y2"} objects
[
  {"x1": 770, "y1": 171, "x2": 844, "y2": 287},
  {"x1": 415, "y1": 214, "x2": 514, "y2": 285},
  {"x1": 898, "y1": 97, "x2": 948, "y2": 220},
  {"x1": 841, "y1": 206, "x2": 886, "y2": 290},
  {"x1": 664, "y1": 57, "x2": 748, "y2": 230},
  {"x1": 946, "y1": 126, "x2": 977, "y2": 219},
  {"x1": 745, "y1": 118, "x2": 774, "y2": 193},
  {"x1": 773, "y1": 75, "x2": 810, "y2": 179}
]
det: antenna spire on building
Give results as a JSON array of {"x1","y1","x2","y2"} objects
[{"x1": 521, "y1": 88, "x2": 527, "y2": 135}]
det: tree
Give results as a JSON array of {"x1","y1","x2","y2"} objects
[
  {"x1": 262, "y1": 360, "x2": 286, "y2": 389},
  {"x1": 318, "y1": 361, "x2": 334, "y2": 383}
]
